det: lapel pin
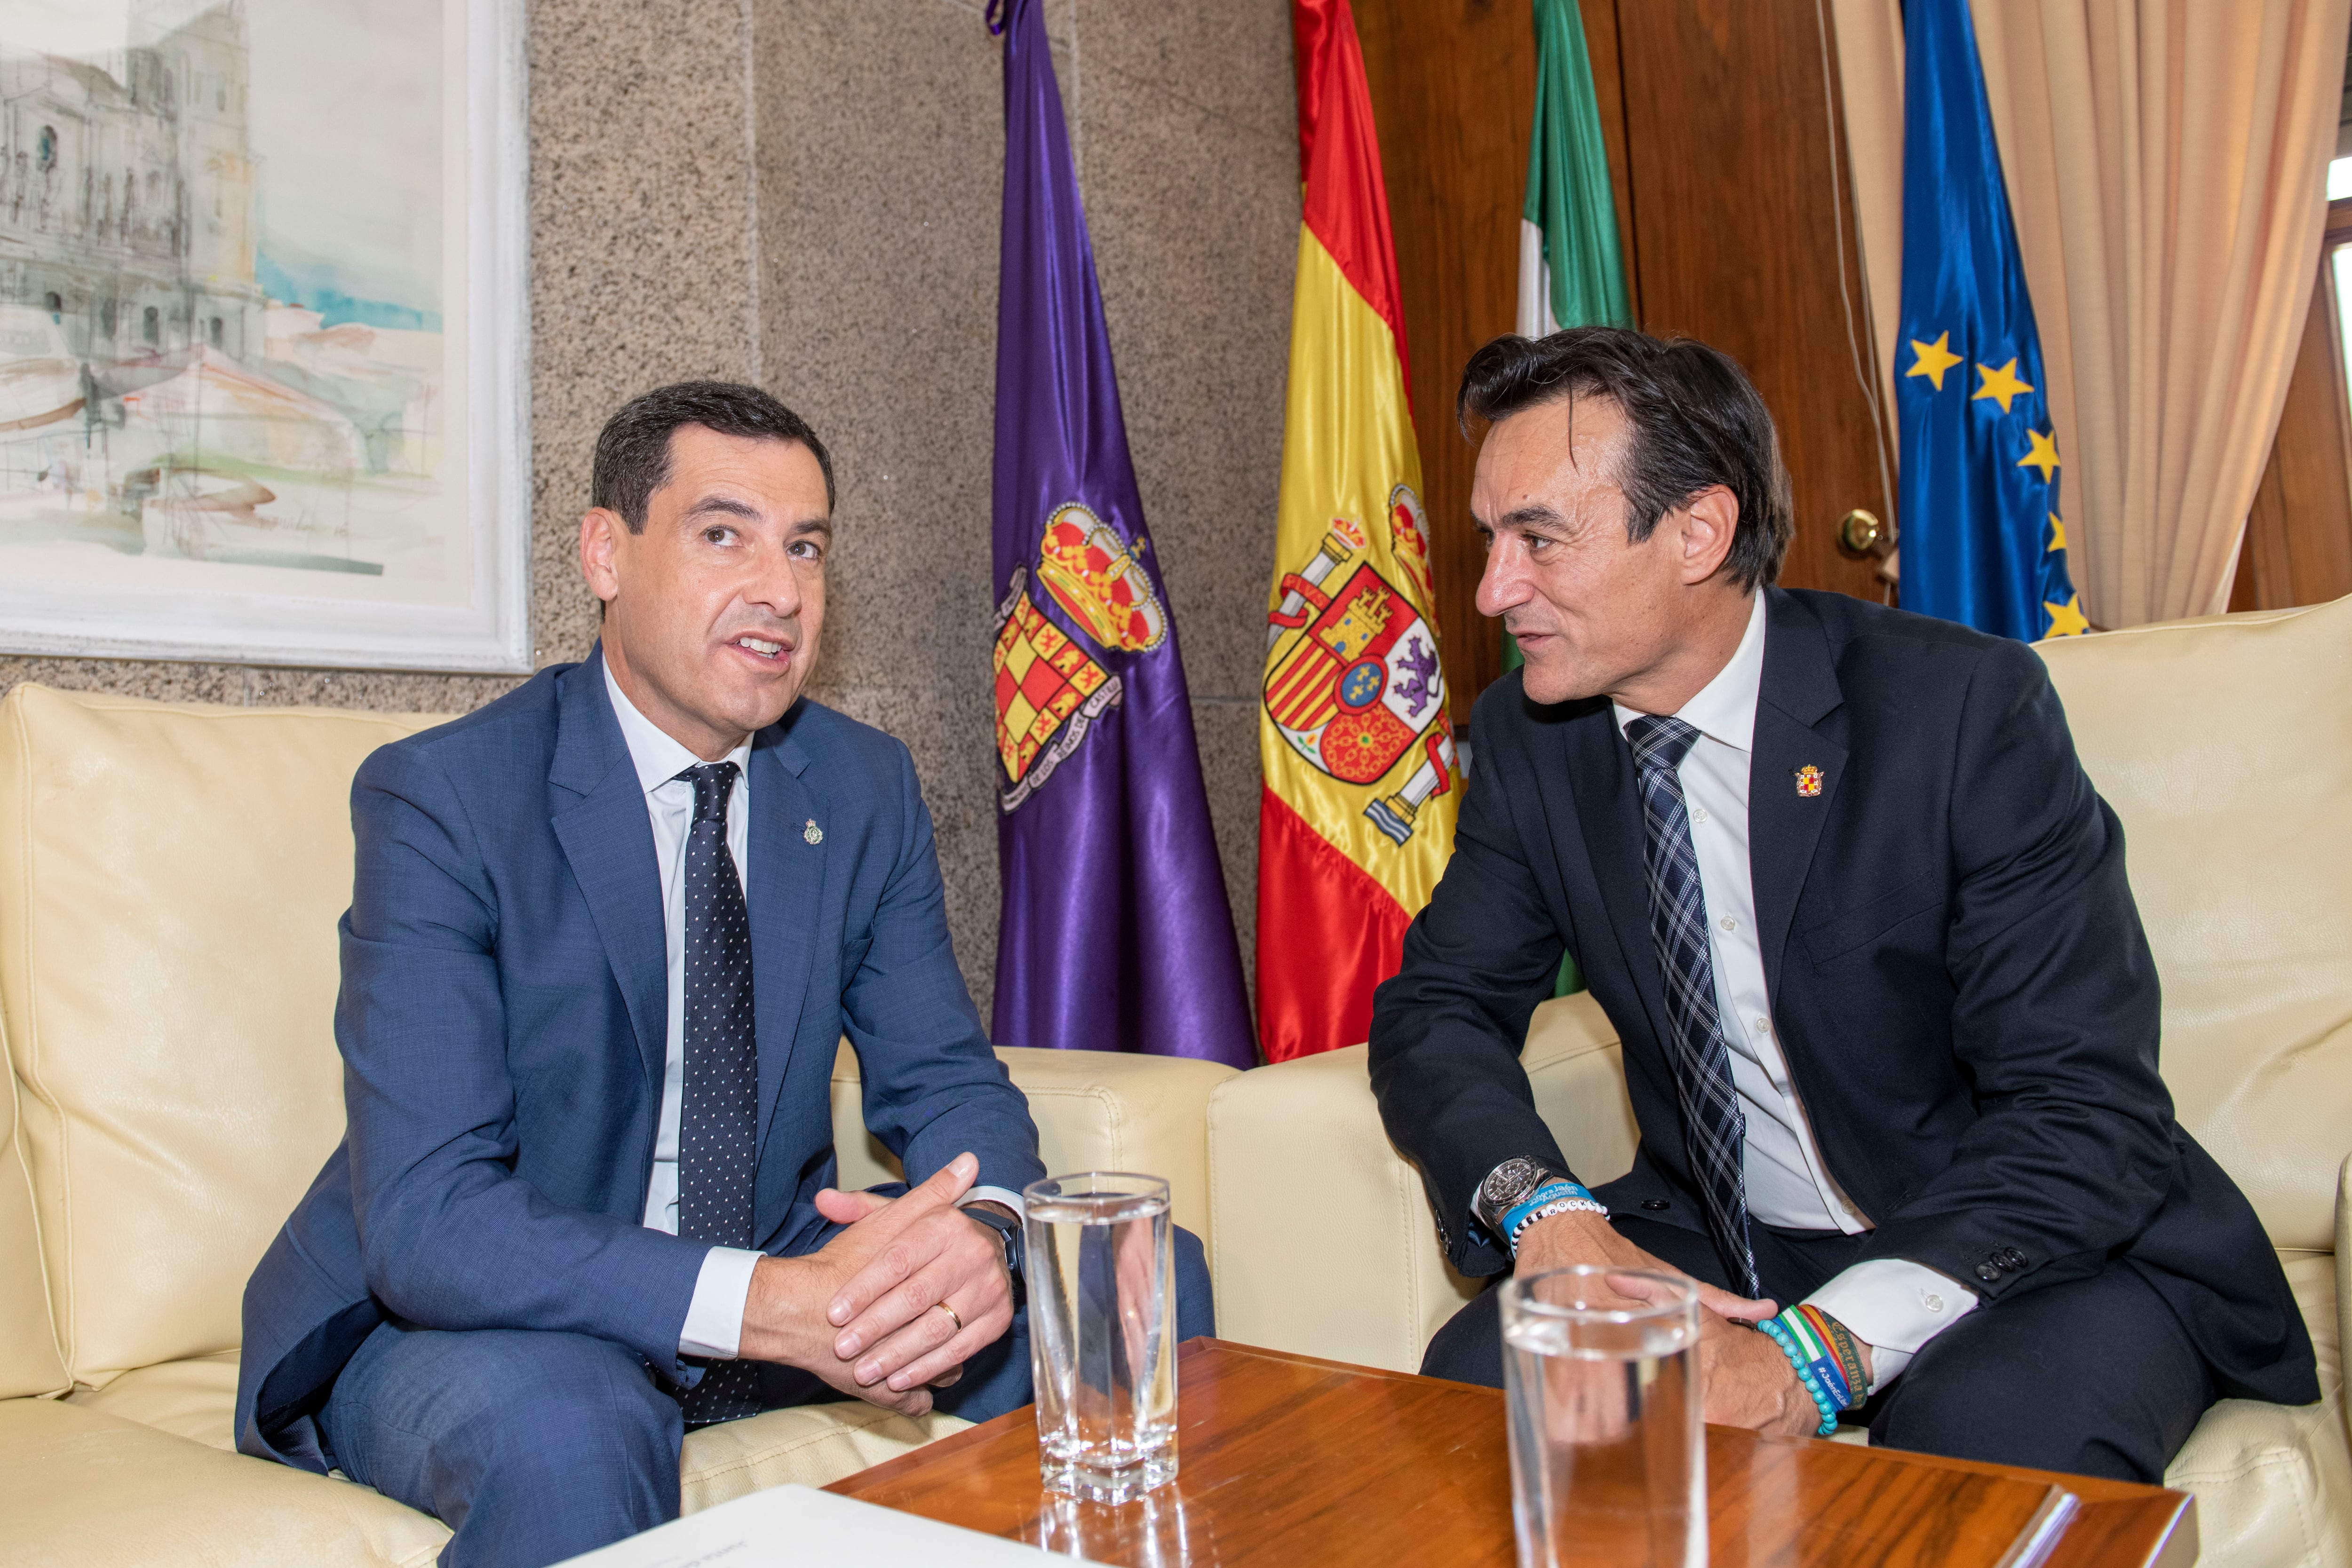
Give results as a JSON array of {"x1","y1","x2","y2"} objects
[
  {"x1": 1794, "y1": 764, "x2": 1823, "y2": 798},
  {"x1": 803, "y1": 818, "x2": 824, "y2": 845}
]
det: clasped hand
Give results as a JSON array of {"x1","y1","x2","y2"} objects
[
  {"x1": 1515, "y1": 1211, "x2": 1823, "y2": 1438},
  {"x1": 736, "y1": 1151, "x2": 1013, "y2": 1418}
]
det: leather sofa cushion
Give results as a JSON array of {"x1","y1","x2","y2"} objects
[
  {"x1": 66, "y1": 1348, "x2": 244, "y2": 1451},
  {"x1": 15, "y1": 1377, "x2": 966, "y2": 1566},
  {"x1": 2166, "y1": 1252, "x2": 2347, "y2": 1567},
  {"x1": 0, "y1": 1397, "x2": 452, "y2": 1568},
  {"x1": 60, "y1": 1346, "x2": 969, "y2": 1506},
  {"x1": 2038, "y1": 599, "x2": 2352, "y2": 1251},
  {"x1": 1207, "y1": 993, "x2": 1637, "y2": 1375},
  {"x1": 832, "y1": 1039, "x2": 1236, "y2": 1252},
  {"x1": 0, "y1": 686, "x2": 441, "y2": 1389},
  {"x1": 0, "y1": 1033, "x2": 65, "y2": 1402}
]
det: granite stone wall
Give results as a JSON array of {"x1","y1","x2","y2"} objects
[{"x1": 0, "y1": 0, "x2": 1298, "y2": 1028}]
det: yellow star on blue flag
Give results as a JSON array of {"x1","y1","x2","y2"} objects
[{"x1": 1893, "y1": 0, "x2": 2080, "y2": 642}]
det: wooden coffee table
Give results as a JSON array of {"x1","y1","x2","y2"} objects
[{"x1": 831, "y1": 1339, "x2": 2195, "y2": 1567}]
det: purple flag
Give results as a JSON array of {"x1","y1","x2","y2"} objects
[{"x1": 985, "y1": 0, "x2": 1254, "y2": 1067}]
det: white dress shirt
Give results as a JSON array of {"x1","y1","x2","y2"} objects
[
  {"x1": 1610, "y1": 594, "x2": 1974, "y2": 1380},
  {"x1": 605, "y1": 664, "x2": 766, "y2": 1360}
]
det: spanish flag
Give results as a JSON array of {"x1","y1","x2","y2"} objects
[{"x1": 1256, "y1": 0, "x2": 1456, "y2": 1063}]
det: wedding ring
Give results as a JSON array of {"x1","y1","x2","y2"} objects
[{"x1": 935, "y1": 1300, "x2": 963, "y2": 1332}]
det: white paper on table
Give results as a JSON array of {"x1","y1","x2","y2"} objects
[{"x1": 553, "y1": 1484, "x2": 1105, "y2": 1568}]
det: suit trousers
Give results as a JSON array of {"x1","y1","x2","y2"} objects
[
  {"x1": 1419, "y1": 1215, "x2": 2213, "y2": 1483},
  {"x1": 320, "y1": 1224, "x2": 1215, "y2": 1568}
]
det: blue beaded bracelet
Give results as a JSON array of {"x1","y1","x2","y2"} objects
[{"x1": 1756, "y1": 1316, "x2": 1842, "y2": 1437}]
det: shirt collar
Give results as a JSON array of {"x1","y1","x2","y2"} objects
[
  {"x1": 602, "y1": 655, "x2": 752, "y2": 796},
  {"x1": 1612, "y1": 591, "x2": 1768, "y2": 754}
]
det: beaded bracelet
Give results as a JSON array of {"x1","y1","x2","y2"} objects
[
  {"x1": 1755, "y1": 1315, "x2": 1842, "y2": 1437},
  {"x1": 1500, "y1": 1180, "x2": 1607, "y2": 1253}
]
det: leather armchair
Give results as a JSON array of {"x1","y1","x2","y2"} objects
[
  {"x1": 1210, "y1": 594, "x2": 2352, "y2": 1568},
  {"x1": 0, "y1": 681, "x2": 1232, "y2": 1567}
]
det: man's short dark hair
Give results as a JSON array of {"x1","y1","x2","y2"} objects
[
  {"x1": 590, "y1": 380, "x2": 835, "y2": 532},
  {"x1": 1457, "y1": 327, "x2": 1794, "y2": 591}
]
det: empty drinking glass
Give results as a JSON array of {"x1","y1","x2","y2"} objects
[
  {"x1": 1022, "y1": 1172, "x2": 1178, "y2": 1502},
  {"x1": 1502, "y1": 1267, "x2": 1706, "y2": 1568}
]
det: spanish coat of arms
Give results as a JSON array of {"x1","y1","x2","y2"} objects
[
  {"x1": 993, "y1": 503, "x2": 1170, "y2": 813},
  {"x1": 1263, "y1": 485, "x2": 1456, "y2": 845}
]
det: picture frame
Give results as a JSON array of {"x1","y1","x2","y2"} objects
[{"x1": 0, "y1": 0, "x2": 531, "y2": 673}]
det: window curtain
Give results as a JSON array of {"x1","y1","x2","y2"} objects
[{"x1": 1829, "y1": 0, "x2": 2349, "y2": 627}]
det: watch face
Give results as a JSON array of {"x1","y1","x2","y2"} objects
[{"x1": 1480, "y1": 1156, "x2": 1545, "y2": 1211}]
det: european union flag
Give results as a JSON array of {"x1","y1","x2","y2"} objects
[{"x1": 1895, "y1": 0, "x2": 2087, "y2": 641}]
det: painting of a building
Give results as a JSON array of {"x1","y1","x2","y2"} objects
[{"x1": 0, "y1": 0, "x2": 444, "y2": 579}]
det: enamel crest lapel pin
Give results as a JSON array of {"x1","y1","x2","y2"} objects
[
  {"x1": 1794, "y1": 765, "x2": 1824, "y2": 798},
  {"x1": 803, "y1": 819, "x2": 824, "y2": 845}
]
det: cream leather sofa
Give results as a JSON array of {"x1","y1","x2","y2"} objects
[
  {"x1": 1210, "y1": 595, "x2": 2352, "y2": 1568},
  {"x1": 0, "y1": 681, "x2": 1236, "y2": 1568}
]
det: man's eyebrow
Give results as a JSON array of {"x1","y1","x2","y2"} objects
[
  {"x1": 1495, "y1": 503, "x2": 1571, "y2": 532},
  {"x1": 787, "y1": 516, "x2": 834, "y2": 539},
  {"x1": 682, "y1": 495, "x2": 762, "y2": 521}
]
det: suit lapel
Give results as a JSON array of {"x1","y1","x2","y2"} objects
[
  {"x1": 1559, "y1": 702, "x2": 1675, "y2": 1048},
  {"x1": 548, "y1": 647, "x2": 669, "y2": 1095},
  {"x1": 1748, "y1": 590, "x2": 1848, "y2": 1007},
  {"x1": 747, "y1": 713, "x2": 825, "y2": 1160}
]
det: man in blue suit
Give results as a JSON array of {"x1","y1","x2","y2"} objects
[{"x1": 236, "y1": 383, "x2": 1213, "y2": 1568}]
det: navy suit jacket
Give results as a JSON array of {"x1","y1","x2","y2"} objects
[
  {"x1": 236, "y1": 647, "x2": 1042, "y2": 1468},
  {"x1": 1369, "y1": 588, "x2": 2317, "y2": 1407}
]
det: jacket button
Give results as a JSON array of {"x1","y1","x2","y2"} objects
[
  {"x1": 1999, "y1": 1248, "x2": 2026, "y2": 1269},
  {"x1": 1640, "y1": 1198, "x2": 1670, "y2": 1212},
  {"x1": 1974, "y1": 1262, "x2": 2002, "y2": 1283}
]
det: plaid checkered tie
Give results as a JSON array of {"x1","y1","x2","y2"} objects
[
  {"x1": 675, "y1": 761, "x2": 763, "y2": 1426},
  {"x1": 1623, "y1": 715, "x2": 1762, "y2": 1299}
]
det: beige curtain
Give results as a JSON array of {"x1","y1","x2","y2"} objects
[{"x1": 1829, "y1": 0, "x2": 2349, "y2": 627}]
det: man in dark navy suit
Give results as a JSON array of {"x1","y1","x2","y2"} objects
[
  {"x1": 1371, "y1": 329, "x2": 2313, "y2": 1481},
  {"x1": 235, "y1": 383, "x2": 1210, "y2": 1567}
]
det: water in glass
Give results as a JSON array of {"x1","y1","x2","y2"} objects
[
  {"x1": 1502, "y1": 1267, "x2": 1705, "y2": 1568},
  {"x1": 1022, "y1": 1172, "x2": 1178, "y2": 1502}
]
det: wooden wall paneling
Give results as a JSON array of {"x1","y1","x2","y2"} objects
[
  {"x1": 1578, "y1": 0, "x2": 1642, "y2": 325},
  {"x1": 2231, "y1": 210, "x2": 2352, "y2": 612},
  {"x1": 1613, "y1": 0, "x2": 1890, "y2": 603},
  {"x1": 1351, "y1": 0, "x2": 1538, "y2": 724}
]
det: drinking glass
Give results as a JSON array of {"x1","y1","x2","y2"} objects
[
  {"x1": 1022, "y1": 1172, "x2": 1178, "y2": 1502},
  {"x1": 1502, "y1": 1267, "x2": 1705, "y2": 1568}
]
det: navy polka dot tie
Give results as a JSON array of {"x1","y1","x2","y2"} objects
[{"x1": 675, "y1": 761, "x2": 763, "y2": 1426}]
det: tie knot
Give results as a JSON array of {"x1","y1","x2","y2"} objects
[
  {"x1": 1625, "y1": 714, "x2": 1700, "y2": 775},
  {"x1": 677, "y1": 761, "x2": 739, "y2": 826}
]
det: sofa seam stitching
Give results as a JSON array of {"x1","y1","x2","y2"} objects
[{"x1": 4, "y1": 691, "x2": 72, "y2": 1392}]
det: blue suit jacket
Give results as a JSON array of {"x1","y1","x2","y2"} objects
[{"x1": 236, "y1": 647, "x2": 1042, "y2": 1469}]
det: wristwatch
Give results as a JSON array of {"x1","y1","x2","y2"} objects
[
  {"x1": 961, "y1": 1203, "x2": 1025, "y2": 1310},
  {"x1": 1476, "y1": 1156, "x2": 1573, "y2": 1234}
]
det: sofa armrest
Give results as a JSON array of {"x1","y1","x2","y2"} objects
[
  {"x1": 829, "y1": 1042, "x2": 1236, "y2": 1257},
  {"x1": 1205, "y1": 994, "x2": 1639, "y2": 1374},
  {"x1": 1521, "y1": 992, "x2": 1638, "y2": 1190},
  {"x1": 1207, "y1": 1044, "x2": 1473, "y2": 1373}
]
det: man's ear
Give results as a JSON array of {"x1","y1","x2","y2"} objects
[
  {"x1": 579, "y1": 507, "x2": 626, "y2": 608},
  {"x1": 1677, "y1": 486, "x2": 1740, "y2": 586}
]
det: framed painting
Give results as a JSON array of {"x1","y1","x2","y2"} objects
[{"x1": 0, "y1": 0, "x2": 529, "y2": 672}]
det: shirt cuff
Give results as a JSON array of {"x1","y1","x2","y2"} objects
[
  {"x1": 963, "y1": 1185, "x2": 1027, "y2": 1218},
  {"x1": 678, "y1": 1246, "x2": 764, "y2": 1360},
  {"x1": 1805, "y1": 1259, "x2": 1978, "y2": 1386}
]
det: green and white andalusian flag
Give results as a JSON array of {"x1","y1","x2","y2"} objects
[
  {"x1": 1508, "y1": 0, "x2": 1629, "y2": 994},
  {"x1": 1514, "y1": 0, "x2": 1632, "y2": 346}
]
